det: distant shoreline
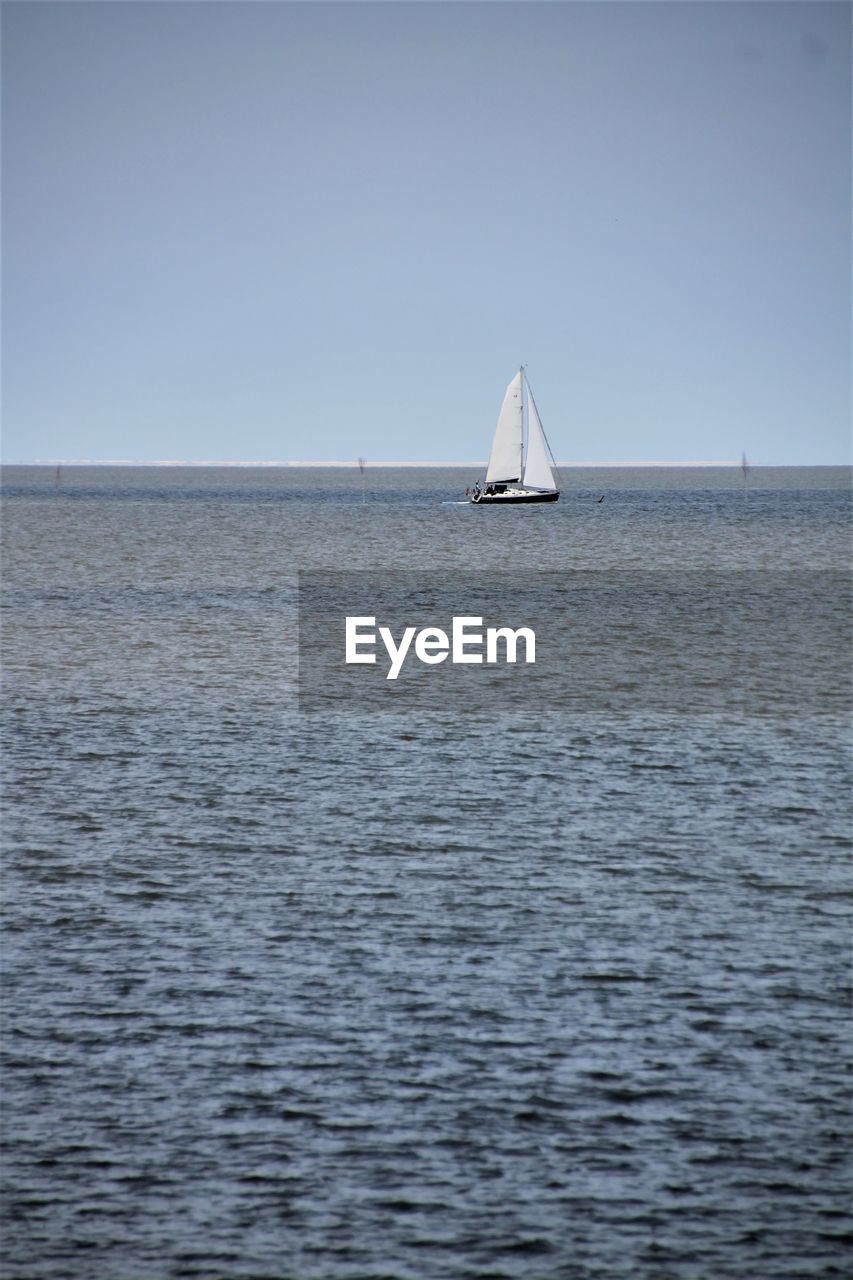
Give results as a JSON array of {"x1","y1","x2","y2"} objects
[{"x1": 5, "y1": 460, "x2": 849, "y2": 469}]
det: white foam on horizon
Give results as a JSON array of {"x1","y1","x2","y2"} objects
[{"x1": 11, "y1": 458, "x2": 762, "y2": 468}]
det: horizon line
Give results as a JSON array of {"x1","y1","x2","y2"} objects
[{"x1": 5, "y1": 459, "x2": 851, "y2": 469}]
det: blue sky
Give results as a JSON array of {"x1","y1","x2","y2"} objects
[{"x1": 2, "y1": 2, "x2": 850, "y2": 464}]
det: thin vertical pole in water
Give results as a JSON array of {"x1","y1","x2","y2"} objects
[
  {"x1": 357, "y1": 457, "x2": 366, "y2": 504},
  {"x1": 741, "y1": 451, "x2": 749, "y2": 505}
]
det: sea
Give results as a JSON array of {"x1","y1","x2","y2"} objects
[{"x1": 1, "y1": 464, "x2": 851, "y2": 1280}]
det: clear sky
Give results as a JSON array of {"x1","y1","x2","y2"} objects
[{"x1": 2, "y1": 1, "x2": 850, "y2": 464}]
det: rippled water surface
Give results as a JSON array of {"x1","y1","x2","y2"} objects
[{"x1": 2, "y1": 466, "x2": 851, "y2": 1278}]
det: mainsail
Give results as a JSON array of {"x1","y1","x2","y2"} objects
[
  {"x1": 522, "y1": 384, "x2": 556, "y2": 491},
  {"x1": 485, "y1": 371, "x2": 523, "y2": 484}
]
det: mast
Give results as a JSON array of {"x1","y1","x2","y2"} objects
[{"x1": 520, "y1": 365, "x2": 526, "y2": 482}]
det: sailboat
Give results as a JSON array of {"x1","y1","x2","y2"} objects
[{"x1": 469, "y1": 368, "x2": 560, "y2": 504}]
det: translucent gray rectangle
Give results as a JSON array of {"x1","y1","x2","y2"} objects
[{"x1": 298, "y1": 571, "x2": 852, "y2": 717}]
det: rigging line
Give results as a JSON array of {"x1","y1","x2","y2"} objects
[{"x1": 525, "y1": 374, "x2": 564, "y2": 491}]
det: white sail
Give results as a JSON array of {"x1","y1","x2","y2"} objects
[
  {"x1": 522, "y1": 379, "x2": 556, "y2": 491},
  {"x1": 485, "y1": 371, "x2": 523, "y2": 483}
]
